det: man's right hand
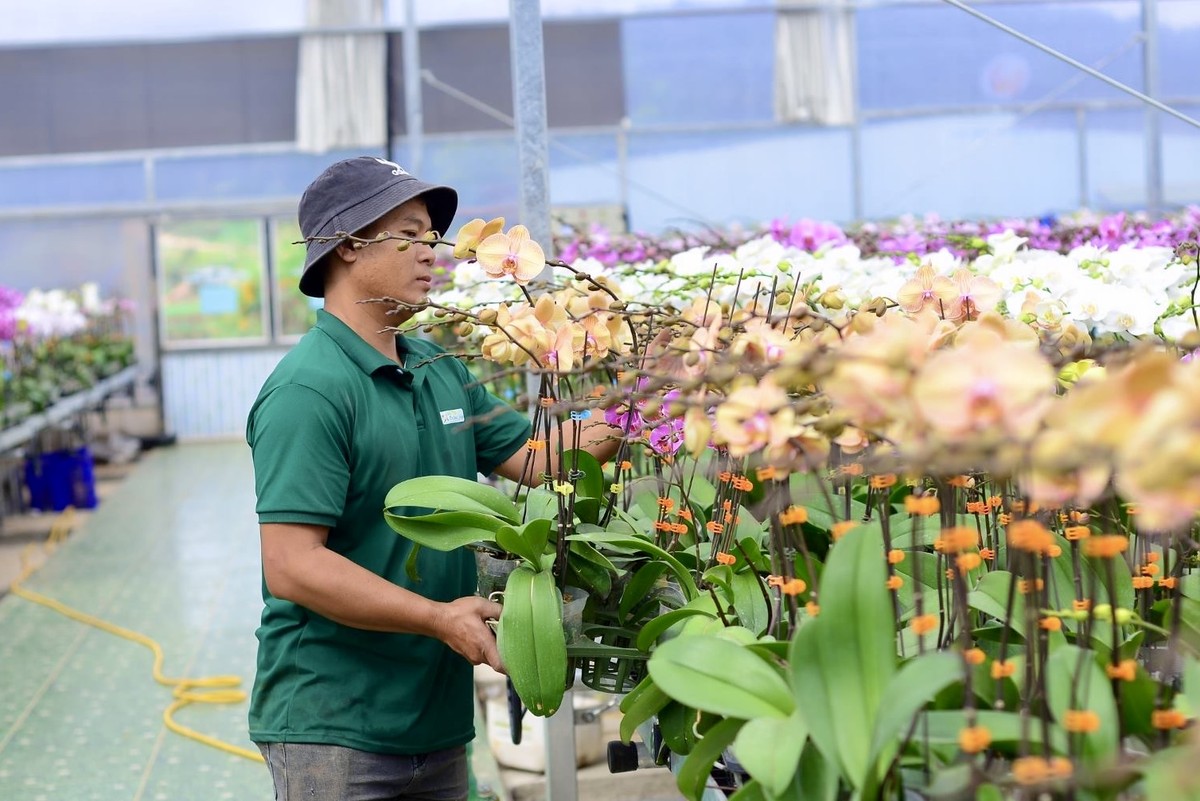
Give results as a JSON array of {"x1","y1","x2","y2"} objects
[{"x1": 435, "y1": 596, "x2": 505, "y2": 673}]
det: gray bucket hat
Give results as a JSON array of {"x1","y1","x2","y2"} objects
[{"x1": 297, "y1": 156, "x2": 458, "y2": 298}]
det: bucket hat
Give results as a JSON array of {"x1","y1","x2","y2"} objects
[{"x1": 297, "y1": 156, "x2": 458, "y2": 297}]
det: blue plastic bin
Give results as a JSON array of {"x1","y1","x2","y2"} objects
[{"x1": 24, "y1": 447, "x2": 98, "y2": 512}]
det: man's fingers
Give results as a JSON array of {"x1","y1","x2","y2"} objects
[
  {"x1": 483, "y1": 639, "x2": 506, "y2": 674},
  {"x1": 480, "y1": 599, "x2": 502, "y2": 620}
]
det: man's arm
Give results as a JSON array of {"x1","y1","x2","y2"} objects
[
  {"x1": 492, "y1": 417, "x2": 623, "y2": 487},
  {"x1": 260, "y1": 522, "x2": 504, "y2": 671}
]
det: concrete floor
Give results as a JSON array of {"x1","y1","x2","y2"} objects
[{"x1": 0, "y1": 441, "x2": 684, "y2": 801}]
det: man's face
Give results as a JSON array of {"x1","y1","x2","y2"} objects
[{"x1": 349, "y1": 196, "x2": 438, "y2": 315}]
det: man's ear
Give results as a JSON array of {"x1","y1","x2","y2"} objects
[{"x1": 334, "y1": 239, "x2": 359, "y2": 263}]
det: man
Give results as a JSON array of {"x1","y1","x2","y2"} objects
[{"x1": 246, "y1": 156, "x2": 618, "y2": 800}]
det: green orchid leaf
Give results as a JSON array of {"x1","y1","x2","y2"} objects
[
  {"x1": 1045, "y1": 645, "x2": 1119, "y2": 765},
  {"x1": 618, "y1": 561, "x2": 669, "y2": 623},
  {"x1": 968, "y1": 570, "x2": 1024, "y2": 631},
  {"x1": 796, "y1": 738, "x2": 839, "y2": 801},
  {"x1": 521, "y1": 486, "x2": 558, "y2": 522},
  {"x1": 567, "y1": 531, "x2": 699, "y2": 600},
  {"x1": 495, "y1": 517, "x2": 552, "y2": 564},
  {"x1": 565, "y1": 555, "x2": 612, "y2": 600},
  {"x1": 726, "y1": 780, "x2": 769, "y2": 801},
  {"x1": 736, "y1": 536, "x2": 771, "y2": 573},
  {"x1": 676, "y1": 717, "x2": 745, "y2": 801},
  {"x1": 562, "y1": 448, "x2": 605, "y2": 500},
  {"x1": 730, "y1": 569, "x2": 770, "y2": 636},
  {"x1": 866, "y1": 651, "x2": 962, "y2": 789},
  {"x1": 383, "y1": 510, "x2": 506, "y2": 550},
  {"x1": 649, "y1": 635, "x2": 795, "y2": 720},
  {"x1": 384, "y1": 474, "x2": 519, "y2": 522},
  {"x1": 789, "y1": 522, "x2": 895, "y2": 790},
  {"x1": 733, "y1": 711, "x2": 807, "y2": 798},
  {"x1": 636, "y1": 601, "x2": 718, "y2": 652},
  {"x1": 574, "y1": 498, "x2": 603, "y2": 525},
  {"x1": 618, "y1": 676, "x2": 671, "y2": 744},
  {"x1": 405, "y1": 542, "x2": 423, "y2": 583},
  {"x1": 658, "y1": 701, "x2": 698, "y2": 756},
  {"x1": 921, "y1": 710, "x2": 1068, "y2": 753},
  {"x1": 702, "y1": 564, "x2": 734, "y2": 602}
]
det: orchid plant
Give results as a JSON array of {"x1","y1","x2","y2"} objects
[
  {"x1": 377, "y1": 208, "x2": 1200, "y2": 799},
  {"x1": 1, "y1": 283, "x2": 135, "y2": 424}
]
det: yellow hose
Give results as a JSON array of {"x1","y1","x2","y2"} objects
[{"x1": 8, "y1": 508, "x2": 264, "y2": 764}]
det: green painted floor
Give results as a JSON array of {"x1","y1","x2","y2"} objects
[{"x1": 0, "y1": 442, "x2": 503, "y2": 801}]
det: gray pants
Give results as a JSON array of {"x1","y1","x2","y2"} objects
[{"x1": 257, "y1": 742, "x2": 469, "y2": 801}]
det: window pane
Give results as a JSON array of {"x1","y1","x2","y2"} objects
[
  {"x1": 1158, "y1": 0, "x2": 1200, "y2": 97},
  {"x1": 0, "y1": 161, "x2": 146, "y2": 208},
  {"x1": 155, "y1": 219, "x2": 268, "y2": 347},
  {"x1": 621, "y1": 12, "x2": 774, "y2": 125},
  {"x1": 858, "y1": 2, "x2": 1143, "y2": 111},
  {"x1": 1083, "y1": 107, "x2": 1146, "y2": 210},
  {"x1": 627, "y1": 127, "x2": 853, "y2": 231},
  {"x1": 861, "y1": 111, "x2": 1080, "y2": 219},
  {"x1": 271, "y1": 217, "x2": 321, "y2": 339},
  {"x1": 1164, "y1": 104, "x2": 1200, "y2": 208},
  {"x1": 155, "y1": 150, "x2": 363, "y2": 202}
]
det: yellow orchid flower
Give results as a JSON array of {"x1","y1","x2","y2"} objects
[
  {"x1": 452, "y1": 217, "x2": 505, "y2": 260},
  {"x1": 475, "y1": 224, "x2": 546, "y2": 285}
]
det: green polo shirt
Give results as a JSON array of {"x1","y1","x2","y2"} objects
[{"x1": 246, "y1": 310, "x2": 530, "y2": 754}]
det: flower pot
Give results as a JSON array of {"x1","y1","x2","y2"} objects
[
  {"x1": 475, "y1": 549, "x2": 520, "y2": 600},
  {"x1": 577, "y1": 625, "x2": 647, "y2": 694},
  {"x1": 562, "y1": 585, "x2": 590, "y2": 645}
]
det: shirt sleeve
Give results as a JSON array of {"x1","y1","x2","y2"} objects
[
  {"x1": 248, "y1": 383, "x2": 351, "y2": 527},
  {"x1": 463, "y1": 368, "x2": 533, "y2": 477}
]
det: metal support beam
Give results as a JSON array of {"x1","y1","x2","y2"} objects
[
  {"x1": 509, "y1": 0, "x2": 554, "y2": 251},
  {"x1": 509, "y1": 2, "x2": 575, "y2": 800},
  {"x1": 1142, "y1": 0, "x2": 1163, "y2": 214},
  {"x1": 402, "y1": 0, "x2": 424, "y2": 174}
]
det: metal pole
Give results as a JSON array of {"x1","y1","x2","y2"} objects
[
  {"x1": 1076, "y1": 106, "x2": 1090, "y2": 209},
  {"x1": 617, "y1": 117, "x2": 631, "y2": 231},
  {"x1": 848, "y1": 0, "x2": 864, "y2": 222},
  {"x1": 509, "y1": 0, "x2": 554, "y2": 252},
  {"x1": 403, "y1": 0, "x2": 424, "y2": 175},
  {"x1": 1142, "y1": 0, "x2": 1163, "y2": 214},
  {"x1": 508, "y1": 3, "x2": 576, "y2": 801}
]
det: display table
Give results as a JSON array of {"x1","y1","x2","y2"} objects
[{"x1": 0, "y1": 366, "x2": 139, "y2": 455}]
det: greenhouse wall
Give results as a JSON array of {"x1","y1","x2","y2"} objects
[{"x1": 1, "y1": 0, "x2": 1197, "y2": 439}]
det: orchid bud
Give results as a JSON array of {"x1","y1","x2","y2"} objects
[{"x1": 818, "y1": 290, "x2": 845, "y2": 310}]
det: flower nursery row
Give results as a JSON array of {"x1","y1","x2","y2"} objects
[
  {"x1": 1, "y1": 284, "x2": 135, "y2": 428},
  {"x1": 376, "y1": 209, "x2": 1200, "y2": 800}
]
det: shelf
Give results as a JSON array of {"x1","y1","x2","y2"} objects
[{"x1": 0, "y1": 365, "x2": 139, "y2": 454}]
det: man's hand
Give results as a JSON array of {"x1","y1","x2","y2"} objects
[{"x1": 434, "y1": 596, "x2": 505, "y2": 673}]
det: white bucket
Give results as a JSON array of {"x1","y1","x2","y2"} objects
[{"x1": 485, "y1": 691, "x2": 607, "y2": 773}]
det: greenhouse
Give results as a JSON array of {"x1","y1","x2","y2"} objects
[{"x1": 1, "y1": 1, "x2": 1199, "y2": 800}]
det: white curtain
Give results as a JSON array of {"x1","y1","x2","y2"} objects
[
  {"x1": 296, "y1": 0, "x2": 387, "y2": 153},
  {"x1": 774, "y1": 0, "x2": 857, "y2": 126}
]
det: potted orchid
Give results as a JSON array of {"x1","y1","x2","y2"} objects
[{"x1": 383, "y1": 206, "x2": 1200, "y2": 799}]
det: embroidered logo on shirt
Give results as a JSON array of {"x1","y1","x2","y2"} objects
[{"x1": 440, "y1": 408, "x2": 466, "y2": 425}]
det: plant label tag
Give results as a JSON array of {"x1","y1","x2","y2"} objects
[{"x1": 440, "y1": 408, "x2": 465, "y2": 425}]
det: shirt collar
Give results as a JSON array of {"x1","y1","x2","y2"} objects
[{"x1": 315, "y1": 309, "x2": 410, "y2": 378}]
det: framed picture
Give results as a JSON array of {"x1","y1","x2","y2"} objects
[
  {"x1": 270, "y1": 216, "x2": 322, "y2": 340},
  {"x1": 155, "y1": 218, "x2": 269, "y2": 348}
]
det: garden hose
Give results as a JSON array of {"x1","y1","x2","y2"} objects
[{"x1": 7, "y1": 508, "x2": 265, "y2": 764}]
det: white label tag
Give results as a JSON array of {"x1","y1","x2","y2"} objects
[{"x1": 440, "y1": 408, "x2": 465, "y2": 425}]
